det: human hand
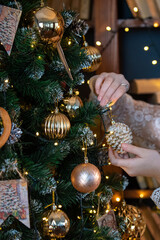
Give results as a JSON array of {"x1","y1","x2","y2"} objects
[
  {"x1": 95, "y1": 72, "x2": 129, "y2": 107},
  {"x1": 109, "y1": 143, "x2": 160, "y2": 182}
]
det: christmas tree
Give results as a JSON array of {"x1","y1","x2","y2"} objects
[{"x1": 0, "y1": 1, "x2": 132, "y2": 239}]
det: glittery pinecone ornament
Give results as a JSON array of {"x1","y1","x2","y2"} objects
[{"x1": 106, "y1": 121, "x2": 133, "y2": 153}]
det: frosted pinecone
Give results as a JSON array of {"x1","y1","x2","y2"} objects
[{"x1": 106, "y1": 121, "x2": 133, "y2": 153}]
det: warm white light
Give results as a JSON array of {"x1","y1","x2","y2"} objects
[
  {"x1": 4, "y1": 79, "x2": 9, "y2": 83},
  {"x1": 140, "y1": 193, "x2": 144, "y2": 198},
  {"x1": 25, "y1": 171, "x2": 29, "y2": 175},
  {"x1": 144, "y1": 46, "x2": 149, "y2": 51},
  {"x1": 153, "y1": 22, "x2": 159, "y2": 28},
  {"x1": 124, "y1": 27, "x2": 129, "y2": 32},
  {"x1": 133, "y1": 7, "x2": 138, "y2": 13},
  {"x1": 102, "y1": 143, "x2": 106, "y2": 147},
  {"x1": 94, "y1": 134, "x2": 97, "y2": 137},
  {"x1": 54, "y1": 142, "x2": 58, "y2": 146},
  {"x1": 96, "y1": 41, "x2": 102, "y2": 46},
  {"x1": 87, "y1": 80, "x2": 90, "y2": 85},
  {"x1": 58, "y1": 205, "x2": 62, "y2": 208},
  {"x1": 82, "y1": 147, "x2": 85, "y2": 151},
  {"x1": 68, "y1": 40, "x2": 72, "y2": 45},
  {"x1": 116, "y1": 197, "x2": 121, "y2": 202},
  {"x1": 75, "y1": 91, "x2": 79, "y2": 95},
  {"x1": 152, "y1": 60, "x2": 157, "y2": 65},
  {"x1": 106, "y1": 26, "x2": 112, "y2": 31},
  {"x1": 36, "y1": 132, "x2": 39, "y2": 136},
  {"x1": 105, "y1": 176, "x2": 109, "y2": 179},
  {"x1": 94, "y1": 230, "x2": 96, "y2": 233}
]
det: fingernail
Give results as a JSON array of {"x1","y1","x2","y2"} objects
[{"x1": 98, "y1": 95, "x2": 102, "y2": 101}]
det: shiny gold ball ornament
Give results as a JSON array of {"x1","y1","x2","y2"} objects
[
  {"x1": 42, "y1": 206, "x2": 70, "y2": 239},
  {"x1": 44, "y1": 107, "x2": 71, "y2": 139},
  {"x1": 35, "y1": 6, "x2": 64, "y2": 47},
  {"x1": 82, "y1": 40, "x2": 102, "y2": 72},
  {"x1": 63, "y1": 95, "x2": 83, "y2": 118},
  {"x1": 117, "y1": 201, "x2": 146, "y2": 239},
  {"x1": 106, "y1": 121, "x2": 133, "y2": 153},
  {"x1": 71, "y1": 157, "x2": 101, "y2": 193}
]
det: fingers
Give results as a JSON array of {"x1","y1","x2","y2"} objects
[
  {"x1": 100, "y1": 80, "x2": 121, "y2": 106},
  {"x1": 95, "y1": 73, "x2": 109, "y2": 95},
  {"x1": 95, "y1": 72, "x2": 129, "y2": 107},
  {"x1": 109, "y1": 148, "x2": 130, "y2": 168},
  {"x1": 122, "y1": 143, "x2": 145, "y2": 157}
]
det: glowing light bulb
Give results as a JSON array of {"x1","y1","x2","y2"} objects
[
  {"x1": 106, "y1": 26, "x2": 112, "y2": 31},
  {"x1": 54, "y1": 142, "x2": 58, "y2": 146},
  {"x1": 68, "y1": 40, "x2": 72, "y2": 45},
  {"x1": 116, "y1": 197, "x2": 121, "y2": 202},
  {"x1": 144, "y1": 46, "x2": 149, "y2": 51},
  {"x1": 38, "y1": 56, "x2": 42, "y2": 60},
  {"x1": 82, "y1": 147, "x2": 85, "y2": 151},
  {"x1": 102, "y1": 143, "x2": 106, "y2": 147},
  {"x1": 152, "y1": 60, "x2": 157, "y2": 65},
  {"x1": 125, "y1": 27, "x2": 129, "y2": 32},
  {"x1": 25, "y1": 171, "x2": 29, "y2": 175},
  {"x1": 105, "y1": 176, "x2": 109, "y2": 179},
  {"x1": 94, "y1": 134, "x2": 97, "y2": 137},
  {"x1": 36, "y1": 132, "x2": 39, "y2": 136},
  {"x1": 153, "y1": 22, "x2": 159, "y2": 28},
  {"x1": 4, "y1": 79, "x2": 9, "y2": 83},
  {"x1": 133, "y1": 7, "x2": 138, "y2": 12},
  {"x1": 140, "y1": 193, "x2": 144, "y2": 198},
  {"x1": 96, "y1": 41, "x2": 102, "y2": 46},
  {"x1": 58, "y1": 205, "x2": 62, "y2": 208},
  {"x1": 75, "y1": 91, "x2": 79, "y2": 95}
]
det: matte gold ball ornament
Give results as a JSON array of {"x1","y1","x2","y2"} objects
[
  {"x1": 82, "y1": 40, "x2": 102, "y2": 72},
  {"x1": 44, "y1": 107, "x2": 71, "y2": 139},
  {"x1": 42, "y1": 204, "x2": 70, "y2": 239},
  {"x1": 34, "y1": 6, "x2": 64, "y2": 47},
  {"x1": 71, "y1": 157, "x2": 101, "y2": 193},
  {"x1": 106, "y1": 120, "x2": 133, "y2": 154},
  {"x1": 117, "y1": 201, "x2": 146, "y2": 239}
]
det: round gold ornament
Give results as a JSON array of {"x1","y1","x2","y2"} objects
[
  {"x1": 106, "y1": 121, "x2": 133, "y2": 154},
  {"x1": 63, "y1": 95, "x2": 83, "y2": 118},
  {"x1": 42, "y1": 206, "x2": 70, "y2": 239},
  {"x1": 44, "y1": 107, "x2": 71, "y2": 139},
  {"x1": 71, "y1": 158, "x2": 101, "y2": 193},
  {"x1": 117, "y1": 201, "x2": 146, "y2": 239},
  {"x1": 82, "y1": 41, "x2": 102, "y2": 72},
  {"x1": 35, "y1": 6, "x2": 64, "y2": 47}
]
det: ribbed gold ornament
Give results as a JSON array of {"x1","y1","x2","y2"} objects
[
  {"x1": 82, "y1": 40, "x2": 102, "y2": 72},
  {"x1": 117, "y1": 201, "x2": 146, "y2": 239},
  {"x1": 44, "y1": 107, "x2": 71, "y2": 139},
  {"x1": 35, "y1": 6, "x2": 64, "y2": 47},
  {"x1": 106, "y1": 121, "x2": 133, "y2": 153}
]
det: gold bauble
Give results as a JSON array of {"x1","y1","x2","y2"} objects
[
  {"x1": 82, "y1": 41, "x2": 102, "y2": 72},
  {"x1": 71, "y1": 162, "x2": 101, "y2": 193},
  {"x1": 42, "y1": 208, "x2": 70, "y2": 239},
  {"x1": 35, "y1": 6, "x2": 64, "y2": 47},
  {"x1": 117, "y1": 202, "x2": 146, "y2": 239},
  {"x1": 63, "y1": 95, "x2": 83, "y2": 118},
  {"x1": 44, "y1": 107, "x2": 71, "y2": 139},
  {"x1": 106, "y1": 121, "x2": 133, "y2": 154}
]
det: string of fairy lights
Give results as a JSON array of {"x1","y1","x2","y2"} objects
[{"x1": 95, "y1": 5, "x2": 160, "y2": 66}]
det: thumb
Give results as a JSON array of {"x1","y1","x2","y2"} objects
[{"x1": 122, "y1": 143, "x2": 144, "y2": 157}]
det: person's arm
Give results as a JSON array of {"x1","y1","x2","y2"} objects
[
  {"x1": 109, "y1": 144, "x2": 160, "y2": 182},
  {"x1": 89, "y1": 73, "x2": 160, "y2": 151}
]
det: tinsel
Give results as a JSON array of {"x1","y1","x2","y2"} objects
[
  {"x1": 71, "y1": 19, "x2": 89, "y2": 38},
  {"x1": 122, "y1": 176, "x2": 129, "y2": 191},
  {"x1": 45, "y1": 83, "x2": 64, "y2": 103},
  {"x1": 0, "y1": 158, "x2": 18, "y2": 176},
  {"x1": 38, "y1": 177, "x2": 57, "y2": 195},
  {"x1": 59, "y1": 140, "x2": 70, "y2": 153},
  {"x1": 28, "y1": 67, "x2": 45, "y2": 81},
  {"x1": 5, "y1": 229, "x2": 22, "y2": 240},
  {"x1": 100, "y1": 187, "x2": 113, "y2": 206},
  {"x1": 5, "y1": 123, "x2": 23, "y2": 144},
  {"x1": 0, "y1": 79, "x2": 10, "y2": 92},
  {"x1": 31, "y1": 199, "x2": 43, "y2": 214},
  {"x1": 62, "y1": 10, "x2": 76, "y2": 28},
  {"x1": 78, "y1": 126, "x2": 94, "y2": 146}
]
